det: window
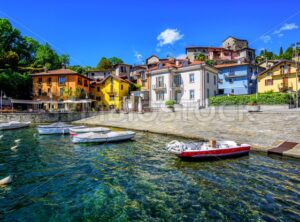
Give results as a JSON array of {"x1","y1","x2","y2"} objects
[
  {"x1": 38, "y1": 77, "x2": 42, "y2": 84},
  {"x1": 231, "y1": 89, "x2": 234, "y2": 94},
  {"x1": 214, "y1": 76, "x2": 216, "y2": 85},
  {"x1": 182, "y1": 61, "x2": 188, "y2": 67},
  {"x1": 97, "y1": 87, "x2": 100, "y2": 92},
  {"x1": 78, "y1": 77, "x2": 82, "y2": 85},
  {"x1": 189, "y1": 73, "x2": 195, "y2": 83},
  {"x1": 59, "y1": 88, "x2": 64, "y2": 96},
  {"x1": 265, "y1": 79, "x2": 273, "y2": 86},
  {"x1": 189, "y1": 90, "x2": 195, "y2": 100},
  {"x1": 156, "y1": 76, "x2": 164, "y2": 87},
  {"x1": 38, "y1": 88, "x2": 42, "y2": 96},
  {"x1": 158, "y1": 63, "x2": 163, "y2": 69},
  {"x1": 96, "y1": 96, "x2": 101, "y2": 101},
  {"x1": 229, "y1": 78, "x2": 234, "y2": 84},
  {"x1": 121, "y1": 84, "x2": 124, "y2": 90},
  {"x1": 84, "y1": 79, "x2": 88, "y2": 87},
  {"x1": 156, "y1": 92, "x2": 164, "y2": 101},
  {"x1": 207, "y1": 89, "x2": 210, "y2": 97},
  {"x1": 91, "y1": 73, "x2": 94, "y2": 76},
  {"x1": 214, "y1": 90, "x2": 217, "y2": 96},
  {"x1": 58, "y1": 76, "x2": 66, "y2": 85},
  {"x1": 47, "y1": 88, "x2": 51, "y2": 94},
  {"x1": 141, "y1": 71, "x2": 146, "y2": 80},
  {"x1": 207, "y1": 72, "x2": 209, "y2": 83},
  {"x1": 142, "y1": 81, "x2": 145, "y2": 87},
  {"x1": 109, "y1": 95, "x2": 114, "y2": 101},
  {"x1": 47, "y1": 77, "x2": 52, "y2": 85}
]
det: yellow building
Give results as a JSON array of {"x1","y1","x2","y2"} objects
[
  {"x1": 257, "y1": 60, "x2": 300, "y2": 93},
  {"x1": 91, "y1": 74, "x2": 132, "y2": 110},
  {"x1": 30, "y1": 68, "x2": 91, "y2": 110}
]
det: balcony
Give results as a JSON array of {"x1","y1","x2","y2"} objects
[
  {"x1": 106, "y1": 90, "x2": 118, "y2": 96},
  {"x1": 224, "y1": 73, "x2": 247, "y2": 79},
  {"x1": 278, "y1": 83, "x2": 293, "y2": 92},
  {"x1": 153, "y1": 84, "x2": 166, "y2": 91},
  {"x1": 172, "y1": 82, "x2": 183, "y2": 90}
]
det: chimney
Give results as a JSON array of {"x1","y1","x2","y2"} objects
[
  {"x1": 44, "y1": 66, "x2": 48, "y2": 73},
  {"x1": 62, "y1": 63, "x2": 66, "y2": 69}
]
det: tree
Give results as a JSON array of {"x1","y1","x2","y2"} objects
[
  {"x1": 195, "y1": 53, "x2": 206, "y2": 61},
  {"x1": 34, "y1": 43, "x2": 61, "y2": 69},
  {"x1": 279, "y1": 47, "x2": 284, "y2": 59},
  {"x1": 108, "y1": 57, "x2": 123, "y2": 66},
  {"x1": 283, "y1": 47, "x2": 294, "y2": 60},
  {"x1": 59, "y1": 54, "x2": 70, "y2": 66},
  {"x1": 96, "y1": 57, "x2": 112, "y2": 70}
]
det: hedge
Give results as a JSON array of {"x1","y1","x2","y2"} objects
[{"x1": 209, "y1": 93, "x2": 291, "y2": 106}]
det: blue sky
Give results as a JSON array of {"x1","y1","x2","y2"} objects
[{"x1": 1, "y1": 0, "x2": 300, "y2": 66}]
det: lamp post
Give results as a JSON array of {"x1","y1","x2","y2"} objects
[{"x1": 0, "y1": 90, "x2": 7, "y2": 114}]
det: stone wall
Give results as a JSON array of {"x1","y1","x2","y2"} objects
[{"x1": 0, "y1": 112, "x2": 100, "y2": 123}]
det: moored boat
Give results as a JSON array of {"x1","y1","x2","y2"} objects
[
  {"x1": 70, "y1": 127, "x2": 111, "y2": 135},
  {"x1": 37, "y1": 122, "x2": 84, "y2": 135},
  {"x1": 166, "y1": 140, "x2": 250, "y2": 160},
  {"x1": 0, "y1": 121, "x2": 30, "y2": 130},
  {"x1": 72, "y1": 131, "x2": 135, "y2": 143}
]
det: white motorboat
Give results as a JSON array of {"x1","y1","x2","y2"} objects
[
  {"x1": 0, "y1": 121, "x2": 30, "y2": 130},
  {"x1": 37, "y1": 122, "x2": 84, "y2": 135},
  {"x1": 70, "y1": 127, "x2": 111, "y2": 135},
  {"x1": 72, "y1": 131, "x2": 135, "y2": 143},
  {"x1": 166, "y1": 140, "x2": 251, "y2": 160}
]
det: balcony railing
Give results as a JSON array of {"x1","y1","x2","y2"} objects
[
  {"x1": 153, "y1": 84, "x2": 166, "y2": 91},
  {"x1": 278, "y1": 82, "x2": 293, "y2": 92},
  {"x1": 106, "y1": 90, "x2": 119, "y2": 96},
  {"x1": 172, "y1": 82, "x2": 183, "y2": 90},
  {"x1": 224, "y1": 73, "x2": 247, "y2": 79}
]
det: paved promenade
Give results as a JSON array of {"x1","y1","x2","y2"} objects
[{"x1": 74, "y1": 109, "x2": 300, "y2": 158}]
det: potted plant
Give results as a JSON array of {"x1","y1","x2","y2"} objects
[
  {"x1": 246, "y1": 97, "x2": 261, "y2": 112},
  {"x1": 164, "y1": 100, "x2": 176, "y2": 112}
]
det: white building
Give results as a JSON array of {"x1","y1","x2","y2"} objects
[
  {"x1": 149, "y1": 61, "x2": 219, "y2": 109},
  {"x1": 85, "y1": 70, "x2": 111, "y2": 81}
]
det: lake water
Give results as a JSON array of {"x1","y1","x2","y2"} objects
[{"x1": 0, "y1": 128, "x2": 300, "y2": 221}]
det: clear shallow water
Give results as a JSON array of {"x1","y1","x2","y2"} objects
[{"x1": 0, "y1": 128, "x2": 299, "y2": 221}]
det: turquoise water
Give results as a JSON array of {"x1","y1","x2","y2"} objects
[{"x1": 0, "y1": 128, "x2": 300, "y2": 221}]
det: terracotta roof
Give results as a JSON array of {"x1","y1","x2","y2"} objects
[
  {"x1": 214, "y1": 63, "x2": 249, "y2": 68},
  {"x1": 258, "y1": 60, "x2": 295, "y2": 76},
  {"x1": 96, "y1": 74, "x2": 134, "y2": 85},
  {"x1": 30, "y1": 68, "x2": 77, "y2": 75},
  {"x1": 30, "y1": 68, "x2": 92, "y2": 80}
]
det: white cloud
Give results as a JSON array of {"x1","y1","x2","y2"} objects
[
  {"x1": 176, "y1": 54, "x2": 187, "y2": 59},
  {"x1": 157, "y1": 28, "x2": 184, "y2": 47},
  {"x1": 259, "y1": 35, "x2": 271, "y2": 43},
  {"x1": 134, "y1": 51, "x2": 143, "y2": 62},
  {"x1": 273, "y1": 23, "x2": 298, "y2": 36}
]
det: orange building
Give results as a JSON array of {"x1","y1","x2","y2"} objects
[{"x1": 30, "y1": 68, "x2": 91, "y2": 110}]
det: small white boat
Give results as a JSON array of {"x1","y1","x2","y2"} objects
[
  {"x1": 70, "y1": 127, "x2": 111, "y2": 135},
  {"x1": 0, "y1": 121, "x2": 30, "y2": 130},
  {"x1": 37, "y1": 122, "x2": 84, "y2": 135},
  {"x1": 0, "y1": 175, "x2": 13, "y2": 185},
  {"x1": 72, "y1": 131, "x2": 135, "y2": 143},
  {"x1": 0, "y1": 135, "x2": 3, "y2": 139}
]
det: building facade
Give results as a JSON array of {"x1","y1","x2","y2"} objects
[
  {"x1": 257, "y1": 60, "x2": 299, "y2": 93},
  {"x1": 216, "y1": 63, "x2": 261, "y2": 95},
  {"x1": 91, "y1": 74, "x2": 132, "y2": 110},
  {"x1": 186, "y1": 36, "x2": 255, "y2": 63},
  {"x1": 85, "y1": 70, "x2": 111, "y2": 81},
  {"x1": 149, "y1": 60, "x2": 218, "y2": 109},
  {"x1": 30, "y1": 68, "x2": 91, "y2": 100}
]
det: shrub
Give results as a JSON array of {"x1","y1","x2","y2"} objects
[
  {"x1": 165, "y1": 100, "x2": 176, "y2": 108},
  {"x1": 209, "y1": 93, "x2": 290, "y2": 106}
]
